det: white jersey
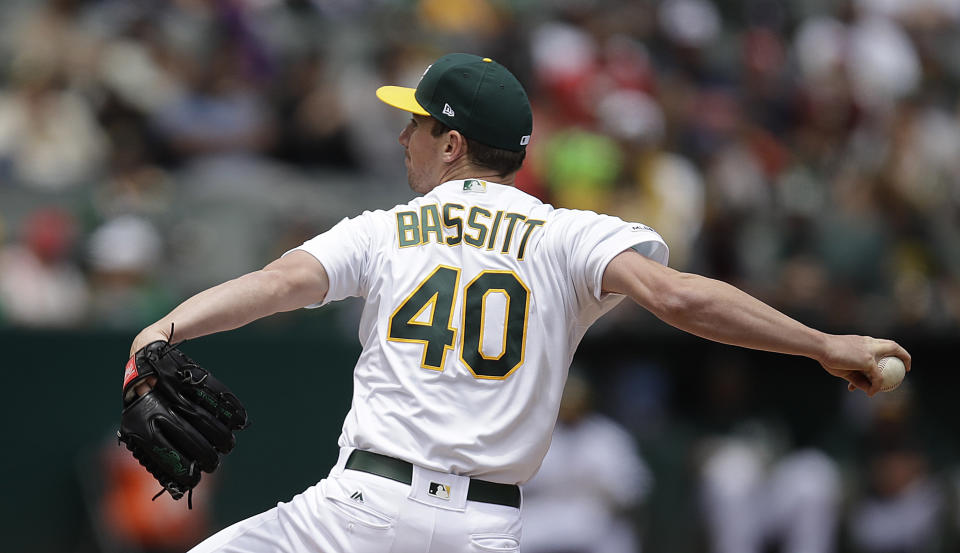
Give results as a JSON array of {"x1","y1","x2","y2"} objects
[{"x1": 294, "y1": 179, "x2": 668, "y2": 484}]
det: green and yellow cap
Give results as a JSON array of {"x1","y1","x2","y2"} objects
[{"x1": 377, "y1": 53, "x2": 533, "y2": 152}]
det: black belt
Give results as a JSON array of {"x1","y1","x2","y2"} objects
[{"x1": 345, "y1": 450, "x2": 521, "y2": 508}]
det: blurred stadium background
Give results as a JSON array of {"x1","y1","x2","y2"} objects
[{"x1": 0, "y1": 0, "x2": 958, "y2": 552}]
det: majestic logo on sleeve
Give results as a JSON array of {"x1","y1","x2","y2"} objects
[{"x1": 630, "y1": 223, "x2": 655, "y2": 232}]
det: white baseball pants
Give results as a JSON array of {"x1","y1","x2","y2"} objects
[{"x1": 188, "y1": 448, "x2": 522, "y2": 553}]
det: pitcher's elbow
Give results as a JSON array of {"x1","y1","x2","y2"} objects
[{"x1": 651, "y1": 274, "x2": 702, "y2": 319}]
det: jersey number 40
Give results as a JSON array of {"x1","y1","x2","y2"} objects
[{"x1": 388, "y1": 265, "x2": 529, "y2": 380}]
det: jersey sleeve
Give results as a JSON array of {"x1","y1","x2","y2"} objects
[
  {"x1": 553, "y1": 210, "x2": 669, "y2": 302},
  {"x1": 287, "y1": 211, "x2": 382, "y2": 307}
]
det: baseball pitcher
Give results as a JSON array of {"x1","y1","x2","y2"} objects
[{"x1": 122, "y1": 53, "x2": 911, "y2": 553}]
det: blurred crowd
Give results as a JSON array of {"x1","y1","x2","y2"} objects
[
  {"x1": 523, "y1": 355, "x2": 960, "y2": 553},
  {"x1": 1, "y1": 0, "x2": 959, "y2": 334},
  {"x1": 2, "y1": 1, "x2": 958, "y2": 552}
]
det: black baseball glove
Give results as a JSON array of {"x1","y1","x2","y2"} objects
[{"x1": 118, "y1": 340, "x2": 249, "y2": 507}]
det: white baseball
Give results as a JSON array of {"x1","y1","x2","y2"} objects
[{"x1": 875, "y1": 356, "x2": 906, "y2": 392}]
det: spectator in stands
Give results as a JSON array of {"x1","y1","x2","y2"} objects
[
  {"x1": 847, "y1": 386, "x2": 947, "y2": 553},
  {"x1": 152, "y1": 35, "x2": 274, "y2": 163},
  {"x1": 100, "y1": 436, "x2": 214, "y2": 553},
  {"x1": 0, "y1": 208, "x2": 89, "y2": 327},
  {"x1": 0, "y1": 57, "x2": 107, "y2": 189},
  {"x1": 86, "y1": 215, "x2": 172, "y2": 329},
  {"x1": 697, "y1": 358, "x2": 843, "y2": 553},
  {"x1": 522, "y1": 371, "x2": 652, "y2": 553},
  {"x1": 270, "y1": 50, "x2": 358, "y2": 170}
]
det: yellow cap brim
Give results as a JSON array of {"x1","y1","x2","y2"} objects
[{"x1": 376, "y1": 86, "x2": 430, "y2": 116}]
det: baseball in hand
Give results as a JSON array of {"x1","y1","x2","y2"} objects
[{"x1": 875, "y1": 356, "x2": 906, "y2": 392}]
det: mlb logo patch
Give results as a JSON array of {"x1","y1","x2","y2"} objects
[
  {"x1": 428, "y1": 482, "x2": 451, "y2": 500},
  {"x1": 463, "y1": 179, "x2": 487, "y2": 193}
]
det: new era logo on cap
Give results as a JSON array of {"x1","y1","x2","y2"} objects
[
  {"x1": 442, "y1": 103, "x2": 455, "y2": 117},
  {"x1": 520, "y1": 135, "x2": 530, "y2": 146}
]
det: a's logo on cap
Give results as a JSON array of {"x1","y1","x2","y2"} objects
[
  {"x1": 520, "y1": 135, "x2": 530, "y2": 146},
  {"x1": 442, "y1": 103, "x2": 455, "y2": 117},
  {"x1": 428, "y1": 482, "x2": 451, "y2": 500}
]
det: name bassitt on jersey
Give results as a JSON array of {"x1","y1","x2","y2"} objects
[
  {"x1": 393, "y1": 200, "x2": 544, "y2": 260},
  {"x1": 293, "y1": 180, "x2": 668, "y2": 484}
]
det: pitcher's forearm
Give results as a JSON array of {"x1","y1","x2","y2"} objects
[
  {"x1": 603, "y1": 251, "x2": 829, "y2": 361},
  {"x1": 655, "y1": 273, "x2": 829, "y2": 361},
  {"x1": 130, "y1": 253, "x2": 330, "y2": 355},
  {"x1": 171, "y1": 272, "x2": 287, "y2": 333},
  {"x1": 603, "y1": 250, "x2": 910, "y2": 395},
  {"x1": 131, "y1": 271, "x2": 288, "y2": 354}
]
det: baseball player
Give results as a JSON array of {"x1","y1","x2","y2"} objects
[{"x1": 127, "y1": 53, "x2": 911, "y2": 553}]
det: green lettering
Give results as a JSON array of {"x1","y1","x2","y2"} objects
[
  {"x1": 420, "y1": 205, "x2": 443, "y2": 245},
  {"x1": 443, "y1": 203, "x2": 464, "y2": 246},
  {"x1": 486, "y1": 211, "x2": 504, "y2": 250},
  {"x1": 499, "y1": 213, "x2": 527, "y2": 254},
  {"x1": 464, "y1": 206, "x2": 491, "y2": 248},
  {"x1": 516, "y1": 219, "x2": 545, "y2": 260},
  {"x1": 397, "y1": 211, "x2": 421, "y2": 247}
]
